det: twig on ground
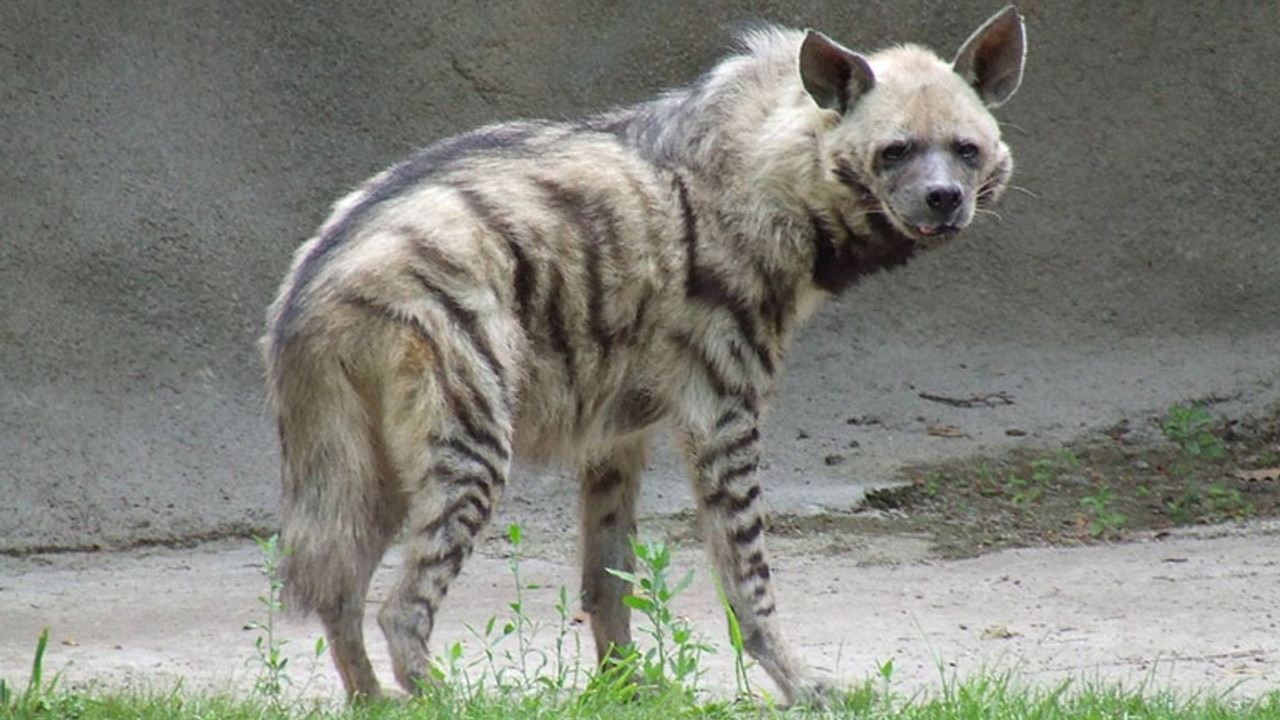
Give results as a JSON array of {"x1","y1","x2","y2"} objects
[{"x1": 919, "y1": 391, "x2": 1014, "y2": 408}]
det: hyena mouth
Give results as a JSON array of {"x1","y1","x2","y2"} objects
[
  {"x1": 915, "y1": 222, "x2": 961, "y2": 238},
  {"x1": 896, "y1": 216, "x2": 966, "y2": 246}
]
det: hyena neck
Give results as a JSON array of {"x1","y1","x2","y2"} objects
[
  {"x1": 806, "y1": 206, "x2": 919, "y2": 295},
  {"x1": 595, "y1": 28, "x2": 921, "y2": 307}
]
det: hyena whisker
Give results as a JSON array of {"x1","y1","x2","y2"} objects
[{"x1": 263, "y1": 5, "x2": 1025, "y2": 707}]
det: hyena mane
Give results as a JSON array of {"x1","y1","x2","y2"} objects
[{"x1": 263, "y1": 6, "x2": 1024, "y2": 705}]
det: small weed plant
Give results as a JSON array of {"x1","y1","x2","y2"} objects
[
  {"x1": 1079, "y1": 485, "x2": 1127, "y2": 538},
  {"x1": 1163, "y1": 403, "x2": 1226, "y2": 459},
  {"x1": 244, "y1": 533, "x2": 327, "y2": 709},
  {"x1": 607, "y1": 537, "x2": 715, "y2": 696},
  {"x1": 1006, "y1": 449, "x2": 1080, "y2": 506},
  {"x1": 436, "y1": 524, "x2": 584, "y2": 696}
]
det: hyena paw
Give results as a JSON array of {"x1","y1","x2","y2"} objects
[{"x1": 784, "y1": 675, "x2": 839, "y2": 708}]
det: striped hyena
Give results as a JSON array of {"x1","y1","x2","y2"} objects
[{"x1": 263, "y1": 6, "x2": 1025, "y2": 704}]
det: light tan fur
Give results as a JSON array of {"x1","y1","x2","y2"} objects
[{"x1": 263, "y1": 6, "x2": 1025, "y2": 705}]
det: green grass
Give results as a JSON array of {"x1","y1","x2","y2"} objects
[{"x1": 6, "y1": 669, "x2": 1280, "y2": 720}]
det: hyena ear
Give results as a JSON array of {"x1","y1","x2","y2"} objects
[
  {"x1": 952, "y1": 5, "x2": 1026, "y2": 107},
  {"x1": 799, "y1": 30, "x2": 875, "y2": 114}
]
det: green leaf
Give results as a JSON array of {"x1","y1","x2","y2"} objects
[{"x1": 622, "y1": 596, "x2": 655, "y2": 613}]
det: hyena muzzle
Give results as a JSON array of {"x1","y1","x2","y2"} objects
[{"x1": 263, "y1": 6, "x2": 1025, "y2": 705}]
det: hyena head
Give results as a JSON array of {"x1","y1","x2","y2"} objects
[{"x1": 801, "y1": 6, "x2": 1025, "y2": 243}]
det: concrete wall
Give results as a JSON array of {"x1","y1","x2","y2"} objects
[{"x1": 3, "y1": 1, "x2": 1278, "y2": 553}]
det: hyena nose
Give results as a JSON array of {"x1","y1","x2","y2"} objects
[{"x1": 925, "y1": 186, "x2": 962, "y2": 214}]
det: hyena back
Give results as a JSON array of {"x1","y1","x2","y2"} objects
[{"x1": 263, "y1": 6, "x2": 1025, "y2": 704}]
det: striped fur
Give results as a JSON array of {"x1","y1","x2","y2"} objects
[{"x1": 263, "y1": 6, "x2": 1024, "y2": 705}]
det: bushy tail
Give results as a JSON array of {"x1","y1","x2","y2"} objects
[{"x1": 270, "y1": 357, "x2": 400, "y2": 617}]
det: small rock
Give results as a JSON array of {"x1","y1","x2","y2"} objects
[{"x1": 823, "y1": 454, "x2": 846, "y2": 466}]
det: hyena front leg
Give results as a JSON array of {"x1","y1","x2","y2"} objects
[
  {"x1": 578, "y1": 437, "x2": 648, "y2": 666},
  {"x1": 377, "y1": 428, "x2": 512, "y2": 693},
  {"x1": 681, "y1": 399, "x2": 829, "y2": 705}
]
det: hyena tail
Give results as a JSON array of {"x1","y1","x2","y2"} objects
[
  {"x1": 269, "y1": 335, "x2": 410, "y2": 698},
  {"x1": 273, "y1": 355, "x2": 404, "y2": 617}
]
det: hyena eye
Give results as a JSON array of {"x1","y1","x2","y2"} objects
[
  {"x1": 879, "y1": 142, "x2": 911, "y2": 164},
  {"x1": 954, "y1": 141, "x2": 981, "y2": 162}
]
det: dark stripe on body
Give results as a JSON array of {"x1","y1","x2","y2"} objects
[
  {"x1": 673, "y1": 175, "x2": 775, "y2": 376},
  {"x1": 407, "y1": 236, "x2": 471, "y2": 279},
  {"x1": 535, "y1": 178, "x2": 624, "y2": 357},
  {"x1": 406, "y1": 269, "x2": 504, "y2": 388},
  {"x1": 341, "y1": 292, "x2": 496, "y2": 439},
  {"x1": 609, "y1": 386, "x2": 667, "y2": 433},
  {"x1": 810, "y1": 211, "x2": 918, "y2": 295},
  {"x1": 546, "y1": 268, "x2": 576, "y2": 381},
  {"x1": 713, "y1": 408, "x2": 740, "y2": 430},
  {"x1": 272, "y1": 123, "x2": 544, "y2": 355},
  {"x1": 454, "y1": 187, "x2": 539, "y2": 330},
  {"x1": 669, "y1": 330, "x2": 759, "y2": 408}
]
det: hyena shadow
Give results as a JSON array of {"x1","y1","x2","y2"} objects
[{"x1": 263, "y1": 5, "x2": 1025, "y2": 706}]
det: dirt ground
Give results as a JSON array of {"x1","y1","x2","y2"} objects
[{"x1": 4, "y1": 406, "x2": 1280, "y2": 703}]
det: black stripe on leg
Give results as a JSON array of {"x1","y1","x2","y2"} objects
[
  {"x1": 418, "y1": 493, "x2": 491, "y2": 538},
  {"x1": 731, "y1": 517, "x2": 765, "y2": 545},
  {"x1": 703, "y1": 484, "x2": 760, "y2": 515},
  {"x1": 718, "y1": 460, "x2": 759, "y2": 487},
  {"x1": 441, "y1": 437, "x2": 505, "y2": 489},
  {"x1": 745, "y1": 557, "x2": 771, "y2": 583},
  {"x1": 415, "y1": 544, "x2": 467, "y2": 577},
  {"x1": 713, "y1": 405, "x2": 746, "y2": 431},
  {"x1": 431, "y1": 467, "x2": 495, "y2": 505},
  {"x1": 450, "y1": 395, "x2": 507, "y2": 461},
  {"x1": 696, "y1": 428, "x2": 759, "y2": 471},
  {"x1": 585, "y1": 466, "x2": 625, "y2": 497}
]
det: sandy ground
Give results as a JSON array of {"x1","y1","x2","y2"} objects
[{"x1": 4, "y1": 520, "x2": 1279, "y2": 703}]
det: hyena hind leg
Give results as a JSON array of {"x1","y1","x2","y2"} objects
[
  {"x1": 578, "y1": 437, "x2": 648, "y2": 667},
  {"x1": 377, "y1": 429, "x2": 512, "y2": 694}
]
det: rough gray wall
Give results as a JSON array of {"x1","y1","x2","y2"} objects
[{"x1": 2, "y1": 1, "x2": 1278, "y2": 553}]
